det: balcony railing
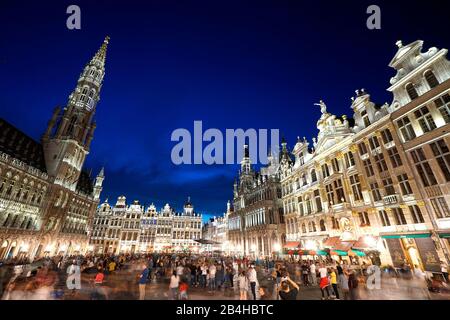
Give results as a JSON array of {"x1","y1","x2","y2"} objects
[{"x1": 383, "y1": 194, "x2": 399, "y2": 205}]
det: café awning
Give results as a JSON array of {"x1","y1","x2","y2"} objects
[
  {"x1": 194, "y1": 239, "x2": 221, "y2": 245},
  {"x1": 353, "y1": 236, "x2": 379, "y2": 250},
  {"x1": 334, "y1": 241, "x2": 355, "y2": 251},
  {"x1": 283, "y1": 242, "x2": 300, "y2": 249},
  {"x1": 323, "y1": 236, "x2": 340, "y2": 248},
  {"x1": 381, "y1": 233, "x2": 431, "y2": 239}
]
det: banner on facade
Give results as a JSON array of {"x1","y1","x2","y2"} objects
[
  {"x1": 415, "y1": 238, "x2": 441, "y2": 272},
  {"x1": 384, "y1": 238, "x2": 406, "y2": 268}
]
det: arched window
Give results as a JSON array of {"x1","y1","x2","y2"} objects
[
  {"x1": 406, "y1": 83, "x2": 419, "y2": 100},
  {"x1": 87, "y1": 89, "x2": 95, "y2": 108},
  {"x1": 424, "y1": 70, "x2": 439, "y2": 88},
  {"x1": 66, "y1": 115, "x2": 77, "y2": 136},
  {"x1": 312, "y1": 221, "x2": 317, "y2": 232},
  {"x1": 302, "y1": 174, "x2": 307, "y2": 186},
  {"x1": 302, "y1": 223, "x2": 306, "y2": 233},
  {"x1": 79, "y1": 87, "x2": 89, "y2": 102},
  {"x1": 320, "y1": 219, "x2": 326, "y2": 231}
]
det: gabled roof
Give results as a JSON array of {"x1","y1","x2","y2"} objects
[
  {"x1": 0, "y1": 118, "x2": 47, "y2": 173},
  {"x1": 388, "y1": 40, "x2": 423, "y2": 68}
]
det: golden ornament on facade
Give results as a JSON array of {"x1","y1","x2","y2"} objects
[{"x1": 417, "y1": 200, "x2": 425, "y2": 207}]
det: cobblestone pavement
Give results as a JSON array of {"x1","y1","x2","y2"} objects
[{"x1": 3, "y1": 261, "x2": 450, "y2": 300}]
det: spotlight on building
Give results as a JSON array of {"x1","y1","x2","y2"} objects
[{"x1": 273, "y1": 243, "x2": 281, "y2": 252}]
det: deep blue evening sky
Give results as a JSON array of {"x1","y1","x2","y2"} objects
[{"x1": 1, "y1": 1, "x2": 449, "y2": 221}]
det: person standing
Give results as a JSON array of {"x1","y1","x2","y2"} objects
[
  {"x1": 278, "y1": 277, "x2": 299, "y2": 300},
  {"x1": 248, "y1": 265, "x2": 258, "y2": 300},
  {"x1": 318, "y1": 264, "x2": 331, "y2": 300},
  {"x1": 330, "y1": 267, "x2": 339, "y2": 300},
  {"x1": 338, "y1": 267, "x2": 349, "y2": 300},
  {"x1": 209, "y1": 263, "x2": 217, "y2": 291},
  {"x1": 200, "y1": 263, "x2": 207, "y2": 288},
  {"x1": 169, "y1": 270, "x2": 180, "y2": 300},
  {"x1": 310, "y1": 262, "x2": 317, "y2": 286},
  {"x1": 238, "y1": 270, "x2": 249, "y2": 300},
  {"x1": 138, "y1": 264, "x2": 149, "y2": 300}
]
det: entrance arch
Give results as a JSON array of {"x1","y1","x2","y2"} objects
[{"x1": 0, "y1": 240, "x2": 8, "y2": 259}]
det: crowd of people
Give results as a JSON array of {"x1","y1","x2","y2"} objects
[{"x1": 1, "y1": 252, "x2": 449, "y2": 300}]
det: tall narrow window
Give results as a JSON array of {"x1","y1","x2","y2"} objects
[
  {"x1": 311, "y1": 169, "x2": 317, "y2": 183},
  {"x1": 393, "y1": 208, "x2": 407, "y2": 225},
  {"x1": 434, "y1": 93, "x2": 450, "y2": 124},
  {"x1": 415, "y1": 106, "x2": 436, "y2": 133},
  {"x1": 334, "y1": 179, "x2": 346, "y2": 203},
  {"x1": 363, "y1": 159, "x2": 375, "y2": 177},
  {"x1": 320, "y1": 219, "x2": 326, "y2": 232},
  {"x1": 369, "y1": 136, "x2": 380, "y2": 151},
  {"x1": 358, "y1": 142, "x2": 368, "y2": 155},
  {"x1": 388, "y1": 147, "x2": 403, "y2": 168},
  {"x1": 424, "y1": 70, "x2": 439, "y2": 88},
  {"x1": 406, "y1": 83, "x2": 419, "y2": 100},
  {"x1": 397, "y1": 173, "x2": 413, "y2": 195},
  {"x1": 314, "y1": 189, "x2": 322, "y2": 212},
  {"x1": 361, "y1": 110, "x2": 371, "y2": 127},
  {"x1": 374, "y1": 153, "x2": 388, "y2": 172},
  {"x1": 378, "y1": 210, "x2": 391, "y2": 227},
  {"x1": 332, "y1": 158, "x2": 340, "y2": 173},
  {"x1": 325, "y1": 184, "x2": 334, "y2": 205},
  {"x1": 409, "y1": 205, "x2": 425, "y2": 224},
  {"x1": 350, "y1": 174, "x2": 363, "y2": 201},
  {"x1": 430, "y1": 139, "x2": 450, "y2": 181},
  {"x1": 322, "y1": 164, "x2": 330, "y2": 178},
  {"x1": 430, "y1": 197, "x2": 450, "y2": 218},
  {"x1": 382, "y1": 177, "x2": 395, "y2": 195},
  {"x1": 345, "y1": 151, "x2": 355, "y2": 168},
  {"x1": 358, "y1": 212, "x2": 370, "y2": 226},
  {"x1": 381, "y1": 128, "x2": 394, "y2": 144},
  {"x1": 397, "y1": 116, "x2": 416, "y2": 142},
  {"x1": 411, "y1": 148, "x2": 438, "y2": 186},
  {"x1": 370, "y1": 182, "x2": 382, "y2": 202}
]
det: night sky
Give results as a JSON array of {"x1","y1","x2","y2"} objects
[{"x1": 1, "y1": 1, "x2": 449, "y2": 221}]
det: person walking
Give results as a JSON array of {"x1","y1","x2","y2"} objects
[
  {"x1": 338, "y1": 267, "x2": 349, "y2": 300},
  {"x1": 179, "y1": 280, "x2": 189, "y2": 300},
  {"x1": 169, "y1": 270, "x2": 180, "y2": 300},
  {"x1": 138, "y1": 264, "x2": 149, "y2": 300},
  {"x1": 348, "y1": 271, "x2": 359, "y2": 300},
  {"x1": 248, "y1": 265, "x2": 258, "y2": 300}
]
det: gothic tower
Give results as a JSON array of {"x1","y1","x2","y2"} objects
[{"x1": 42, "y1": 37, "x2": 109, "y2": 190}]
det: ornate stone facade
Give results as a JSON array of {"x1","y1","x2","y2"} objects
[
  {"x1": 0, "y1": 38, "x2": 108, "y2": 261},
  {"x1": 228, "y1": 145, "x2": 286, "y2": 257},
  {"x1": 90, "y1": 197, "x2": 202, "y2": 254},
  {"x1": 279, "y1": 40, "x2": 450, "y2": 272}
]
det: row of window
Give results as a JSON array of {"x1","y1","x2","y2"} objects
[{"x1": 397, "y1": 93, "x2": 450, "y2": 142}]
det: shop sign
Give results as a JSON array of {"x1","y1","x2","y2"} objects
[
  {"x1": 415, "y1": 238, "x2": 441, "y2": 272},
  {"x1": 385, "y1": 238, "x2": 405, "y2": 268}
]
